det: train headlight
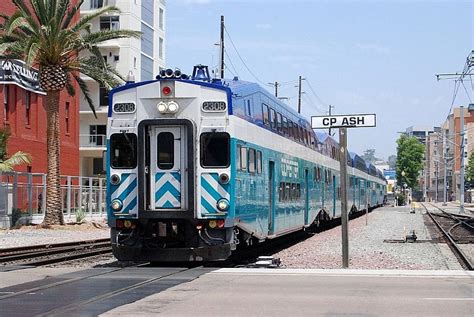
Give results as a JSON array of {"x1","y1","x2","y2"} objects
[
  {"x1": 157, "y1": 101, "x2": 168, "y2": 113},
  {"x1": 216, "y1": 198, "x2": 229, "y2": 211},
  {"x1": 110, "y1": 174, "x2": 121, "y2": 185},
  {"x1": 167, "y1": 101, "x2": 179, "y2": 113},
  {"x1": 111, "y1": 199, "x2": 123, "y2": 211}
]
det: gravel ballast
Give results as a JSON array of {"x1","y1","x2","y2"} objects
[
  {"x1": 0, "y1": 222, "x2": 110, "y2": 250},
  {"x1": 273, "y1": 205, "x2": 463, "y2": 270}
]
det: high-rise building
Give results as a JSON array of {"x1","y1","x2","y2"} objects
[{"x1": 79, "y1": 0, "x2": 166, "y2": 177}]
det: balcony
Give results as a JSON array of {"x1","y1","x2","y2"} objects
[{"x1": 80, "y1": 134, "x2": 106, "y2": 149}]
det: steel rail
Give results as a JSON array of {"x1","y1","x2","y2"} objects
[
  {"x1": 0, "y1": 238, "x2": 112, "y2": 266},
  {"x1": 421, "y1": 203, "x2": 473, "y2": 270}
]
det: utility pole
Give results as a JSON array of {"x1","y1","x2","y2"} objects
[
  {"x1": 339, "y1": 127, "x2": 349, "y2": 268},
  {"x1": 443, "y1": 132, "x2": 448, "y2": 206},
  {"x1": 460, "y1": 105, "x2": 465, "y2": 213},
  {"x1": 220, "y1": 15, "x2": 225, "y2": 79},
  {"x1": 435, "y1": 161, "x2": 439, "y2": 203},
  {"x1": 297, "y1": 76, "x2": 305, "y2": 113},
  {"x1": 268, "y1": 81, "x2": 280, "y2": 97},
  {"x1": 328, "y1": 105, "x2": 335, "y2": 136}
]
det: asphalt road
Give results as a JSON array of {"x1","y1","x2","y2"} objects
[{"x1": 0, "y1": 267, "x2": 472, "y2": 316}]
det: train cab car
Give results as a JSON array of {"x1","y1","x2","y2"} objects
[{"x1": 106, "y1": 65, "x2": 386, "y2": 262}]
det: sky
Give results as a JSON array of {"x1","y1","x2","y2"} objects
[{"x1": 165, "y1": 0, "x2": 473, "y2": 161}]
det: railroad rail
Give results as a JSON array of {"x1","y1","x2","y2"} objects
[
  {"x1": 421, "y1": 203, "x2": 473, "y2": 270},
  {"x1": 0, "y1": 238, "x2": 112, "y2": 266}
]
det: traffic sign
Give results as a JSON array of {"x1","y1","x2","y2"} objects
[{"x1": 311, "y1": 114, "x2": 376, "y2": 129}]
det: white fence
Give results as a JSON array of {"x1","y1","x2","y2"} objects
[{"x1": 0, "y1": 172, "x2": 107, "y2": 228}]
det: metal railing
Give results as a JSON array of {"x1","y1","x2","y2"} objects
[
  {"x1": 0, "y1": 172, "x2": 107, "y2": 228},
  {"x1": 80, "y1": 134, "x2": 107, "y2": 148}
]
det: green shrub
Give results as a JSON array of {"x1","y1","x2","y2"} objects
[{"x1": 75, "y1": 208, "x2": 86, "y2": 223}]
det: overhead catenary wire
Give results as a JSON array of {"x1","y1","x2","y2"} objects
[
  {"x1": 224, "y1": 25, "x2": 267, "y2": 86},
  {"x1": 223, "y1": 48, "x2": 240, "y2": 78}
]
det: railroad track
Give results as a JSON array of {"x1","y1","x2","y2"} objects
[
  {"x1": 421, "y1": 203, "x2": 474, "y2": 270},
  {"x1": 0, "y1": 238, "x2": 112, "y2": 267}
]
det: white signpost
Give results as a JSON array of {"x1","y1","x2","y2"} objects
[
  {"x1": 312, "y1": 113, "x2": 377, "y2": 268},
  {"x1": 311, "y1": 114, "x2": 376, "y2": 129}
]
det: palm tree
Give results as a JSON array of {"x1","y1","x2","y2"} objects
[{"x1": 0, "y1": 0, "x2": 140, "y2": 225}]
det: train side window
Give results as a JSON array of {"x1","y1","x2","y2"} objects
[
  {"x1": 296, "y1": 183, "x2": 301, "y2": 199},
  {"x1": 317, "y1": 167, "x2": 321, "y2": 181},
  {"x1": 110, "y1": 133, "x2": 137, "y2": 169},
  {"x1": 240, "y1": 146, "x2": 247, "y2": 171},
  {"x1": 157, "y1": 132, "x2": 174, "y2": 170},
  {"x1": 293, "y1": 124, "x2": 299, "y2": 141},
  {"x1": 282, "y1": 116, "x2": 288, "y2": 135},
  {"x1": 288, "y1": 120, "x2": 293, "y2": 139},
  {"x1": 276, "y1": 112, "x2": 282, "y2": 132},
  {"x1": 270, "y1": 108, "x2": 276, "y2": 130},
  {"x1": 245, "y1": 100, "x2": 252, "y2": 117},
  {"x1": 279, "y1": 182, "x2": 284, "y2": 201},
  {"x1": 262, "y1": 104, "x2": 269, "y2": 126},
  {"x1": 200, "y1": 132, "x2": 230, "y2": 168},
  {"x1": 248, "y1": 148, "x2": 256, "y2": 173},
  {"x1": 237, "y1": 145, "x2": 241, "y2": 170},
  {"x1": 256, "y1": 150, "x2": 262, "y2": 174}
]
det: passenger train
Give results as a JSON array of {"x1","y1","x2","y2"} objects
[{"x1": 107, "y1": 65, "x2": 387, "y2": 262}]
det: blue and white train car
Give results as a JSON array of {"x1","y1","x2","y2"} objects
[{"x1": 106, "y1": 65, "x2": 386, "y2": 262}]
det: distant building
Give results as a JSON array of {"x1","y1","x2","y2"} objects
[{"x1": 79, "y1": 0, "x2": 166, "y2": 177}]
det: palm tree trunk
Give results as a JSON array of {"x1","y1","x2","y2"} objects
[{"x1": 42, "y1": 91, "x2": 64, "y2": 226}]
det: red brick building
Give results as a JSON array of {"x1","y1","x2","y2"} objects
[{"x1": 0, "y1": 1, "x2": 79, "y2": 176}]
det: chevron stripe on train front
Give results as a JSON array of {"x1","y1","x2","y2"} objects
[
  {"x1": 155, "y1": 172, "x2": 181, "y2": 208},
  {"x1": 110, "y1": 173, "x2": 137, "y2": 214},
  {"x1": 201, "y1": 173, "x2": 230, "y2": 214}
]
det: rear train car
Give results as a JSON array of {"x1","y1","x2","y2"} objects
[{"x1": 106, "y1": 66, "x2": 386, "y2": 262}]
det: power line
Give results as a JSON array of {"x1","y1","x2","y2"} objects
[
  {"x1": 223, "y1": 25, "x2": 267, "y2": 86},
  {"x1": 461, "y1": 79, "x2": 472, "y2": 103},
  {"x1": 305, "y1": 79, "x2": 327, "y2": 106},
  {"x1": 223, "y1": 48, "x2": 240, "y2": 78}
]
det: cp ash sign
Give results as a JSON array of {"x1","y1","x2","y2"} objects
[{"x1": 311, "y1": 114, "x2": 376, "y2": 129}]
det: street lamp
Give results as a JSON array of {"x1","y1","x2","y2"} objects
[{"x1": 401, "y1": 171, "x2": 407, "y2": 206}]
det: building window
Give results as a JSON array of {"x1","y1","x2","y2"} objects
[
  {"x1": 100, "y1": 16, "x2": 119, "y2": 30},
  {"x1": 99, "y1": 85, "x2": 109, "y2": 107},
  {"x1": 25, "y1": 91, "x2": 31, "y2": 125},
  {"x1": 3, "y1": 86, "x2": 9, "y2": 122},
  {"x1": 93, "y1": 157, "x2": 104, "y2": 175},
  {"x1": 159, "y1": 8, "x2": 164, "y2": 30},
  {"x1": 90, "y1": 125, "x2": 106, "y2": 146},
  {"x1": 159, "y1": 37, "x2": 164, "y2": 59},
  {"x1": 65, "y1": 102, "x2": 70, "y2": 134},
  {"x1": 90, "y1": 0, "x2": 103, "y2": 9}
]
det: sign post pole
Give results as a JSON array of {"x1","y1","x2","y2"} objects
[
  {"x1": 339, "y1": 127, "x2": 349, "y2": 268},
  {"x1": 312, "y1": 112, "x2": 377, "y2": 269}
]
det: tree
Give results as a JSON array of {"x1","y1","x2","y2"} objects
[
  {"x1": 361, "y1": 149, "x2": 378, "y2": 164},
  {"x1": 0, "y1": 127, "x2": 31, "y2": 172},
  {"x1": 0, "y1": 0, "x2": 140, "y2": 225},
  {"x1": 387, "y1": 155, "x2": 397, "y2": 169},
  {"x1": 396, "y1": 135, "x2": 425, "y2": 189},
  {"x1": 466, "y1": 152, "x2": 474, "y2": 187}
]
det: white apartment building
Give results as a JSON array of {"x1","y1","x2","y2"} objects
[{"x1": 79, "y1": 0, "x2": 166, "y2": 177}]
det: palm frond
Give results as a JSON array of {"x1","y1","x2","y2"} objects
[
  {"x1": 62, "y1": 0, "x2": 84, "y2": 29},
  {"x1": 0, "y1": 151, "x2": 32, "y2": 172},
  {"x1": 71, "y1": 6, "x2": 121, "y2": 33},
  {"x1": 72, "y1": 73, "x2": 97, "y2": 118}
]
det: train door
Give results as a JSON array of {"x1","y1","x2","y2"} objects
[
  {"x1": 304, "y1": 169, "x2": 309, "y2": 225},
  {"x1": 149, "y1": 126, "x2": 185, "y2": 210},
  {"x1": 268, "y1": 161, "x2": 275, "y2": 234}
]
